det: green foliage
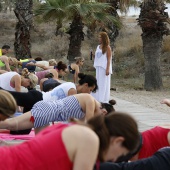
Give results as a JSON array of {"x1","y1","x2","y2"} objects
[{"x1": 34, "y1": 0, "x2": 121, "y2": 30}]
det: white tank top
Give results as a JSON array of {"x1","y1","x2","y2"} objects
[
  {"x1": 93, "y1": 45, "x2": 112, "y2": 74},
  {"x1": 0, "y1": 72, "x2": 19, "y2": 91},
  {"x1": 35, "y1": 61, "x2": 49, "y2": 72},
  {"x1": 42, "y1": 82, "x2": 76, "y2": 101}
]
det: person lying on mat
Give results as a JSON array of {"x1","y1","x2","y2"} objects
[
  {"x1": 0, "y1": 73, "x2": 98, "y2": 135},
  {"x1": 97, "y1": 147, "x2": 170, "y2": 170},
  {"x1": 115, "y1": 125, "x2": 170, "y2": 162},
  {"x1": 0, "y1": 93, "x2": 116, "y2": 134},
  {"x1": 0, "y1": 112, "x2": 139, "y2": 170}
]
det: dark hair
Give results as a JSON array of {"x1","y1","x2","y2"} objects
[
  {"x1": 45, "y1": 72, "x2": 54, "y2": 78},
  {"x1": 43, "y1": 79, "x2": 61, "y2": 92},
  {"x1": 34, "y1": 57, "x2": 42, "y2": 61},
  {"x1": 101, "y1": 99, "x2": 116, "y2": 113},
  {"x1": 78, "y1": 73, "x2": 98, "y2": 92},
  {"x1": 87, "y1": 112, "x2": 139, "y2": 162},
  {"x1": 56, "y1": 61, "x2": 67, "y2": 71},
  {"x1": 2, "y1": 45, "x2": 10, "y2": 50},
  {"x1": 116, "y1": 133, "x2": 143, "y2": 162}
]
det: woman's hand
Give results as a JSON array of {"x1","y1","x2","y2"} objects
[
  {"x1": 106, "y1": 69, "x2": 109, "y2": 76},
  {"x1": 161, "y1": 99, "x2": 170, "y2": 107}
]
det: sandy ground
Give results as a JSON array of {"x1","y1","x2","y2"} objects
[{"x1": 110, "y1": 89, "x2": 170, "y2": 114}]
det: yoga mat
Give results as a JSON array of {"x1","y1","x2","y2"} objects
[{"x1": 0, "y1": 130, "x2": 35, "y2": 140}]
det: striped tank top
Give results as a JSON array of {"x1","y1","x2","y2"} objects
[{"x1": 31, "y1": 95, "x2": 84, "y2": 128}]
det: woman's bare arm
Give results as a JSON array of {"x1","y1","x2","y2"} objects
[
  {"x1": 0, "y1": 111, "x2": 33, "y2": 131},
  {"x1": 0, "y1": 56, "x2": 11, "y2": 71},
  {"x1": 106, "y1": 46, "x2": 112, "y2": 76}
]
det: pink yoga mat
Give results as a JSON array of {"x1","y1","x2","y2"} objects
[{"x1": 0, "y1": 130, "x2": 35, "y2": 140}]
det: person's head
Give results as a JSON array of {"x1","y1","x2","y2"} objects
[
  {"x1": 77, "y1": 73, "x2": 98, "y2": 93},
  {"x1": 45, "y1": 72, "x2": 54, "y2": 79},
  {"x1": 56, "y1": 61, "x2": 68, "y2": 76},
  {"x1": 21, "y1": 68, "x2": 38, "y2": 89},
  {"x1": 116, "y1": 133, "x2": 143, "y2": 162},
  {"x1": 75, "y1": 57, "x2": 85, "y2": 66},
  {"x1": 98, "y1": 100, "x2": 116, "y2": 115},
  {"x1": 87, "y1": 112, "x2": 139, "y2": 162},
  {"x1": 49, "y1": 59, "x2": 57, "y2": 66},
  {"x1": 98, "y1": 32, "x2": 110, "y2": 54},
  {"x1": 2, "y1": 45, "x2": 10, "y2": 55},
  {"x1": 8, "y1": 57, "x2": 18, "y2": 68},
  {"x1": 43, "y1": 79, "x2": 61, "y2": 92},
  {"x1": 0, "y1": 90, "x2": 17, "y2": 120},
  {"x1": 34, "y1": 57, "x2": 42, "y2": 61}
]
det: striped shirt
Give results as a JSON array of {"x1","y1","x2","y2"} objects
[{"x1": 31, "y1": 96, "x2": 84, "y2": 128}]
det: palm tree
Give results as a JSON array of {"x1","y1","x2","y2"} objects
[
  {"x1": 14, "y1": 0, "x2": 33, "y2": 59},
  {"x1": 35, "y1": 0, "x2": 120, "y2": 62},
  {"x1": 98, "y1": 0, "x2": 139, "y2": 46},
  {"x1": 137, "y1": 0, "x2": 170, "y2": 90}
]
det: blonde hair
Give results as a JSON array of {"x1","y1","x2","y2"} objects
[
  {"x1": 74, "y1": 57, "x2": 84, "y2": 64},
  {"x1": 0, "y1": 90, "x2": 17, "y2": 117},
  {"x1": 9, "y1": 57, "x2": 18, "y2": 68},
  {"x1": 21, "y1": 68, "x2": 38, "y2": 88},
  {"x1": 48, "y1": 59, "x2": 57, "y2": 66}
]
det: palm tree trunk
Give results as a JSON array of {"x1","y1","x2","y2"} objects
[
  {"x1": 14, "y1": 0, "x2": 33, "y2": 60},
  {"x1": 67, "y1": 15, "x2": 84, "y2": 63},
  {"x1": 143, "y1": 35, "x2": 163, "y2": 90},
  {"x1": 138, "y1": 0, "x2": 170, "y2": 90}
]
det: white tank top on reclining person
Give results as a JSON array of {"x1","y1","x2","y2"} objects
[
  {"x1": 0, "y1": 72, "x2": 19, "y2": 91},
  {"x1": 42, "y1": 82, "x2": 76, "y2": 101}
]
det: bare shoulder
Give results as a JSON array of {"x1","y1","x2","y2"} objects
[
  {"x1": 0, "y1": 55, "x2": 7, "y2": 60},
  {"x1": 40, "y1": 78, "x2": 48, "y2": 83},
  {"x1": 71, "y1": 63, "x2": 77, "y2": 69},
  {"x1": 107, "y1": 45, "x2": 111, "y2": 50},
  {"x1": 75, "y1": 93, "x2": 94, "y2": 102},
  {"x1": 13, "y1": 74, "x2": 20, "y2": 80},
  {"x1": 63, "y1": 125, "x2": 99, "y2": 144},
  {"x1": 62, "y1": 125, "x2": 99, "y2": 162}
]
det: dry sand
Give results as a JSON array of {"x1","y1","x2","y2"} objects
[{"x1": 111, "y1": 89, "x2": 170, "y2": 114}]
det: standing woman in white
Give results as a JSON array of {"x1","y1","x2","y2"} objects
[{"x1": 92, "y1": 32, "x2": 112, "y2": 103}]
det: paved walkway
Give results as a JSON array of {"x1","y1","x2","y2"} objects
[{"x1": 112, "y1": 96, "x2": 170, "y2": 132}]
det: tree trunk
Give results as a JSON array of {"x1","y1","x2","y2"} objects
[
  {"x1": 142, "y1": 35, "x2": 163, "y2": 90},
  {"x1": 67, "y1": 15, "x2": 84, "y2": 63},
  {"x1": 14, "y1": 0, "x2": 33, "y2": 60},
  {"x1": 138, "y1": 0, "x2": 170, "y2": 91}
]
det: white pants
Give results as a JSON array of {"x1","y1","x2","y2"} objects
[{"x1": 92, "y1": 67, "x2": 111, "y2": 103}]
